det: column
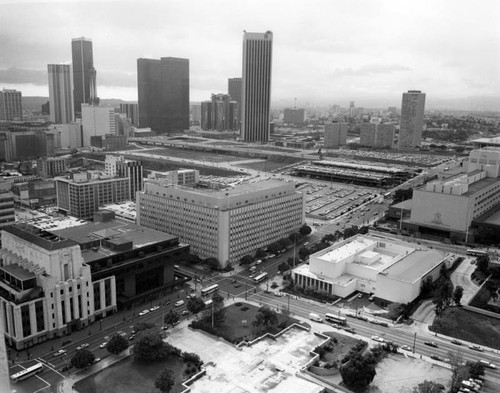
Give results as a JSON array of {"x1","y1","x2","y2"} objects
[
  {"x1": 29, "y1": 302, "x2": 37, "y2": 336},
  {"x1": 72, "y1": 280, "x2": 79, "y2": 320},
  {"x1": 110, "y1": 277, "x2": 117, "y2": 311},
  {"x1": 100, "y1": 280, "x2": 106, "y2": 312}
]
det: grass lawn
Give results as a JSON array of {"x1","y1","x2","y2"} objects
[
  {"x1": 430, "y1": 307, "x2": 500, "y2": 349},
  {"x1": 320, "y1": 331, "x2": 362, "y2": 363},
  {"x1": 193, "y1": 302, "x2": 301, "y2": 343},
  {"x1": 74, "y1": 356, "x2": 188, "y2": 393}
]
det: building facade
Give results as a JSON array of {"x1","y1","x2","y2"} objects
[
  {"x1": 105, "y1": 155, "x2": 143, "y2": 200},
  {"x1": 48, "y1": 64, "x2": 74, "y2": 124},
  {"x1": 324, "y1": 122, "x2": 347, "y2": 148},
  {"x1": 137, "y1": 179, "x2": 304, "y2": 266},
  {"x1": 71, "y1": 37, "x2": 94, "y2": 117},
  {"x1": 0, "y1": 224, "x2": 116, "y2": 349},
  {"x1": 119, "y1": 103, "x2": 139, "y2": 127},
  {"x1": 228, "y1": 77, "x2": 242, "y2": 128},
  {"x1": 11, "y1": 179, "x2": 56, "y2": 208},
  {"x1": 137, "y1": 57, "x2": 189, "y2": 133},
  {"x1": 0, "y1": 89, "x2": 23, "y2": 121},
  {"x1": 283, "y1": 108, "x2": 305, "y2": 125},
  {"x1": 241, "y1": 31, "x2": 273, "y2": 142},
  {"x1": 191, "y1": 104, "x2": 201, "y2": 123},
  {"x1": 81, "y1": 104, "x2": 115, "y2": 147},
  {"x1": 55, "y1": 172, "x2": 130, "y2": 219},
  {"x1": 375, "y1": 123, "x2": 395, "y2": 148},
  {"x1": 0, "y1": 180, "x2": 15, "y2": 228},
  {"x1": 360, "y1": 123, "x2": 376, "y2": 147},
  {"x1": 37, "y1": 157, "x2": 68, "y2": 178},
  {"x1": 398, "y1": 90, "x2": 426, "y2": 150}
]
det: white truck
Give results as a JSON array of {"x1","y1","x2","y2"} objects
[{"x1": 309, "y1": 313, "x2": 323, "y2": 323}]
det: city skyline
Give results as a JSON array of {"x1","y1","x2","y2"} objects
[{"x1": 0, "y1": 0, "x2": 499, "y2": 109}]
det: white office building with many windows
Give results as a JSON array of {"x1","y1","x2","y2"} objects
[{"x1": 137, "y1": 179, "x2": 305, "y2": 267}]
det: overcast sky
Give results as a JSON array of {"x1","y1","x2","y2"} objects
[{"x1": 1, "y1": 0, "x2": 499, "y2": 108}]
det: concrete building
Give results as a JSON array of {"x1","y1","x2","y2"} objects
[
  {"x1": 228, "y1": 77, "x2": 242, "y2": 127},
  {"x1": 201, "y1": 94, "x2": 238, "y2": 131},
  {"x1": 292, "y1": 233, "x2": 448, "y2": 304},
  {"x1": 47, "y1": 123, "x2": 82, "y2": 149},
  {"x1": 201, "y1": 101, "x2": 212, "y2": 130},
  {"x1": 399, "y1": 90, "x2": 425, "y2": 150},
  {"x1": 405, "y1": 148, "x2": 500, "y2": 241},
  {"x1": 48, "y1": 64, "x2": 74, "y2": 124},
  {"x1": 0, "y1": 89, "x2": 23, "y2": 121},
  {"x1": 147, "y1": 169, "x2": 199, "y2": 186},
  {"x1": 360, "y1": 123, "x2": 376, "y2": 147},
  {"x1": 283, "y1": 108, "x2": 306, "y2": 125},
  {"x1": 191, "y1": 103, "x2": 201, "y2": 123},
  {"x1": 81, "y1": 104, "x2": 115, "y2": 147},
  {"x1": 71, "y1": 37, "x2": 94, "y2": 117},
  {"x1": 137, "y1": 57, "x2": 189, "y2": 133},
  {"x1": 241, "y1": 31, "x2": 273, "y2": 142},
  {"x1": 55, "y1": 172, "x2": 130, "y2": 219},
  {"x1": 12, "y1": 179, "x2": 56, "y2": 208},
  {"x1": 324, "y1": 122, "x2": 347, "y2": 148},
  {"x1": 137, "y1": 179, "x2": 304, "y2": 266},
  {"x1": 375, "y1": 123, "x2": 395, "y2": 149},
  {"x1": 37, "y1": 157, "x2": 68, "y2": 178},
  {"x1": 105, "y1": 155, "x2": 143, "y2": 200},
  {"x1": 0, "y1": 223, "x2": 116, "y2": 349},
  {"x1": 0, "y1": 322, "x2": 8, "y2": 393},
  {"x1": 0, "y1": 179, "x2": 15, "y2": 228},
  {"x1": 119, "y1": 103, "x2": 139, "y2": 127},
  {"x1": 0, "y1": 122, "x2": 55, "y2": 160}
]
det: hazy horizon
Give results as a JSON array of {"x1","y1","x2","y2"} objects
[{"x1": 1, "y1": 0, "x2": 499, "y2": 110}]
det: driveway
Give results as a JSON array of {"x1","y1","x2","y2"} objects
[{"x1": 450, "y1": 257, "x2": 479, "y2": 305}]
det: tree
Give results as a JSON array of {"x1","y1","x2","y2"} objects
[
  {"x1": 253, "y1": 306, "x2": 279, "y2": 331},
  {"x1": 134, "y1": 322, "x2": 156, "y2": 332},
  {"x1": 467, "y1": 361, "x2": 485, "y2": 379},
  {"x1": 183, "y1": 352, "x2": 203, "y2": 368},
  {"x1": 476, "y1": 254, "x2": 490, "y2": 275},
  {"x1": 289, "y1": 232, "x2": 301, "y2": 243},
  {"x1": 448, "y1": 351, "x2": 468, "y2": 392},
  {"x1": 70, "y1": 349, "x2": 95, "y2": 369},
  {"x1": 187, "y1": 296, "x2": 206, "y2": 315},
  {"x1": 411, "y1": 380, "x2": 442, "y2": 393},
  {"x1": 255, "y1": 248, "x2": 267, "y2": 258},
  {"x1": 339, "y1": 353, "x2": 376, "y2": 392},
  {"x1": 278, "y1": 261, "x2": 291, "y2": 273},
  {"x1": 212, "y1": 291, "x2": 225, "y2": 323},
  {"x1": 106, "y1": 334, "x2": 129, "y2": 355},
  {"x1": 298, "y1": 246, "x2": 310, "y2": 261},
  {"x1": 393, "y1": 188, "x2": 413, "y2": 204},
  {"x1": 267, "y1": 241, "x2": 281, "y2": 255},
  {"x1": 204, "y1": 257, "x2": 220, "y2": 271},
  {"x1": 299, "y1": 224, "x2": 312, "y2": 236},
  {"x1": 164, "y1": 309, "x2": 180, "y2": 326},
  {"x1": 133, "y1": 328, "x2": 171, "y2": 361},
  {"x1": 421, "y1": 276, "x2": 435, "y2": 298},
  {"x1": 453, "y1": 286, "x2": 464, "y2": 306},
  {"x1": 155, "y1": 368, "x2": 175, "y2": 393},
  {"x1": 240, "y1": 255, "x2": 253, "y2": 266}
]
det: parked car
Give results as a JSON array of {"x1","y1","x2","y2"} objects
[
  {"x1": 76, "y1": 343, "x2": 89, "y2": 351},
  {"x1": 175, "y1": 300, "x2": 185, "y2": 307},
  {"x1": 99, "y1": 342, "x2": 107, "y2": 348},
  {"x1": 424, "y1": 341, "x2": 438, "y2": 348},
  {"x1": 430, "y1": 354, "x2": 442, "y2": 361},
  {"x1": 401, "y1": 345, "x2": 412, "y2": 351},
  {"x1": 150, "y1": 306, "x2": 160, "y2": 312},
  {"x1": 181, "y1": 310, "x2": 189, "y2": 316},
  {"x1": 451, "y1": 339, "x2": 462, "y2": 345},
  {"x1": 139, "y1": 309, "x2": 150, "y2": 316},
  {"x1": 371, "y1": 336, "x2": 385, "y2": 343}
]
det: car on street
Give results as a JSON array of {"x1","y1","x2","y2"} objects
[
  {"x1": 76, "y1": 343, "x2": 89, "y2": 351},
  {"x1": 175, "y1": 300, "x2": 185, "y2": 307},
  {"x1": 424, "y1": 341, "x2": 438, "y2": 348},
  {"x1": 401, "y1": 345, "x2": 412, "y2": 351},
  {"x1": 139, "y1": 309, "x2": 150, "y2": 316},
  {"x1": 451, "y1": 339, "x2": 462, "y2": 345},
  {"x1": 99, "y1": 342, "x2": 107, "y2": 348},
  {"x1": 479, "y1": 359, "x2": 496, "y2": 369},
  {"x1": 274, "y1": 292, "x2": 282, "y2": 297},
  {"x1": 343, "y1": 327, "x2": 356, "y2": 334},
  {"x1": 371, "y1": 336, "x2": 385, "y2": 343},
  {"x1": 150, "y1": 306, "x2": 160, "y2": 312},
  {"x1": 94, "y1": 357, "x2": 101, "y2": 364},
  {"x1": 430, "y1": 354, "x2": 442, "y2": 361},
  {"x1": 249, "y1": 274, "x2": 255, "y2": 278},
  {"x1": 53, "y1": 349, "x2": 67, "y2": 357},
  {"x1": 181, "y1": 310, "x2": 189, "y2": 316},
  {"x1": 469, "y1": 345, "x2": 484, "y2": 352},
  {"x1": 331, "y1": 323, "x2": 342, "y2": 329},
  {"x1": 129, "y1": 334, "x2": 136, "y2": 341},
  {"x1": 163, "y1": 300, "x2": 172, "y2": 306}
]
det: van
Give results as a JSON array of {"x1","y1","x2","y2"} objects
[
  {"x1": 256, "y1": 260, "x2": 262, "y2": 265},
  {"x1": 175, "y1": 300, "x2": 185, "y2": 307},
  {"x1": 309, "y1": 313, "x2": 323, "y2": 322}
]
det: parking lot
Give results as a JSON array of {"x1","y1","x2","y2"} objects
[{"x1": 9, "y1": 359, "x2": 63, "y2": 393}]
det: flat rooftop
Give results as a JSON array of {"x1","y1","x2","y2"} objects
[
  {"x1": 381, "y1": 249, "x2": 446, "y2": 283},
  {"x1": 314, "y1": 236, "x2": 378, "y2": 263},
  {"x1": 0, "y1": 263, "x2": 35, "y2": 281}
]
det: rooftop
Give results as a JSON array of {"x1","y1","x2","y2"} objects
[
  {"x1": 0, "y1": 263, "x2": 35, "y2": 281},
  {"x1": 2, "y1": 224, "x2": 78, "y2": 251},
  {"x1": 381, "y1": 249, "x2": 446, "y2": 283}
]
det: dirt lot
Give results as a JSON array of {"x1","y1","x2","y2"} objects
[{"x1": 368, "y1": 355, "x2": 450, "y2": 393}]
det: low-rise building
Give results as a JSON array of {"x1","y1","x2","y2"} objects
[{"x1": 292, "y1": 233, "x2": 447, "y2": 304}]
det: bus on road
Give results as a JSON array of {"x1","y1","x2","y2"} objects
[
  {"x1": 201, "y1": 284, "x2": 219, "y2": 297},
  {"x1": 466, "y1": 249, "x2": 488, "y2": 257},
  {"x1": 253, "y1": 272, "x2": 268, "y2": 283},
  {"x1": 324, "y1": 313, "x2": 347, "y2": 325},
  {"x1": 10, "y1": 363, "x2": 43, "y2": 382}
]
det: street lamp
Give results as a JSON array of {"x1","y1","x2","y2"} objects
[{"x1": 413, "y1": 332, "x2": 417, "y2": 353}]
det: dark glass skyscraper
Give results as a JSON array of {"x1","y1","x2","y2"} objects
[
  {"x1": 137, "y1": 57, "x2": 189, "y2": 133},
  {"x1": 228, "y1": 77, "x2": 242, "y2": 129},
  {"x1": 71, "y1": 37, "x2": 94, "y2": 117},
  {"x1": 241, "y1": 31, "x2": 273, "y2": 142}
]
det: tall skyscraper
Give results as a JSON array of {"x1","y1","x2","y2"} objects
[
  {"x1": 137, "y1": 57, "x2": 189, "y2": 134},
  {"x1": 228, "y1": 77, "x2": 242, "y2": 128},
  {"x1": 48, "y1": 64, "x2": 74, "y2": 124},
  {"x1": 0, "y1": 88, "x2": 22, "y2": 121},
  {"x1": 81, "y1": 104, "x2": 115, "y2": 146},
  {"x1": 71, "y1": 37, "x2": 94, "y2": 117},
  {"x1": 241, "y1": 31, "x2": 273, "y2": 142},
  {"x1": 398, "y1": 90, "x2": 426, "y2": 150}
]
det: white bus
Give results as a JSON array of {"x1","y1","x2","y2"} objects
[
  {"x1": 466, "y1": 249, "x2": 488, "y2": 257},
  {"x1": 324, "y1": 313, "x2": 347, "y2": 325},
  {"x1": 253, "y1": 272, "x2": 268, "y2": 283},
  {"x1": 10, "y1": 362, "x2": 43, "y2": 382},
  {"x1": 201, "y1": 284, "x2": 219, "y2": 297}
]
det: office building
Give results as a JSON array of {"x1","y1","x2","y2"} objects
[
  {"x1": 0, "y1": 179, "x2": 15, "y2": 228},
  {"x1": 228, "y1": 77, "x2": 242, "y2": 127},
  {"x1": 201, "y1": 94, "x2": 238, "y2": 131},
  {"x1": 349, "y1": 101, "x2": 355, "y2": 117},
  {"x1": 47, "y1": 123, "x2": 82, "y2": 149},
  {"x1": 81, "y1": 104, "x2": 115, "y2": 147},
  {"x1": 147, "y1": 169, "x2": 199, "y2": 186},
  {"x1": 0, "y1": 223, "x2": 116, "y2": 349},
  {"x1": 11, "y1": 179, "x2": 56, "y2": 208},
  {"x1": 399, "y1": 90, "x2": 426, "y2": 150},
  {"x1": 115, "y1": 113, "x2": 133, "y2": 137},
  {"x1": 48, "y1": 64, "x2": 74, "y2": 124},
  {"x1": 0, "y1": 89, "x2": 23, "y2": 121},
  {"x1": 42, "y1": 100, "x2": 50, "y2": 116},
  {"x1": 360, "y1": 123, "x2": 376, "y2": 147},
  {"x1": 0, "y1": 323, "x2": 7, "y2": 392},
  {"x1": 37, "y1": 157, "x2": 68, "y2": 178},
  {"x1": 105, "y1": 155, "x2": 143, "y2": 200},
  {"x1": 283, "y1": 108, "x2": 305, "y2": 125},
  {"x1": 375, "y1": 123, "x2": 395, "y2": 148},
  {"x1": 55, "y1": 171, "x2": 130, "y2": 219},
  {"x1": 323, "y1": 122, "x2": 347, "y2": 148},
  {"x1": 241, "y1": 31, "x2": 273, "y2": 142},
  {"x1": 0, "y1": 122, "x2": 55, "y2": 160},
  {"x1": 404, "y1": 148, "x2": 500, "y2": 241},
  {"x1": 137, "y1": 57, "x2": 189, "y2": 133},
  {"x1": 201, "y1": 101, "x2": 212, "y2": 130},
  {"x1": 119, "y1": 103, "x2": 139, "y2": 127},
  {"x1": 137, "y1": 179, "x2": 304, "y2": 266},
  {"x1": 292, "y1": 233, "x2": 448, "y2": 304},
  {"x1": 71, "y1": 37, "x2": 94, "y2": 116},
  {"x1": 191, "y1": 103, "x2": 201, "y2": 123}
]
